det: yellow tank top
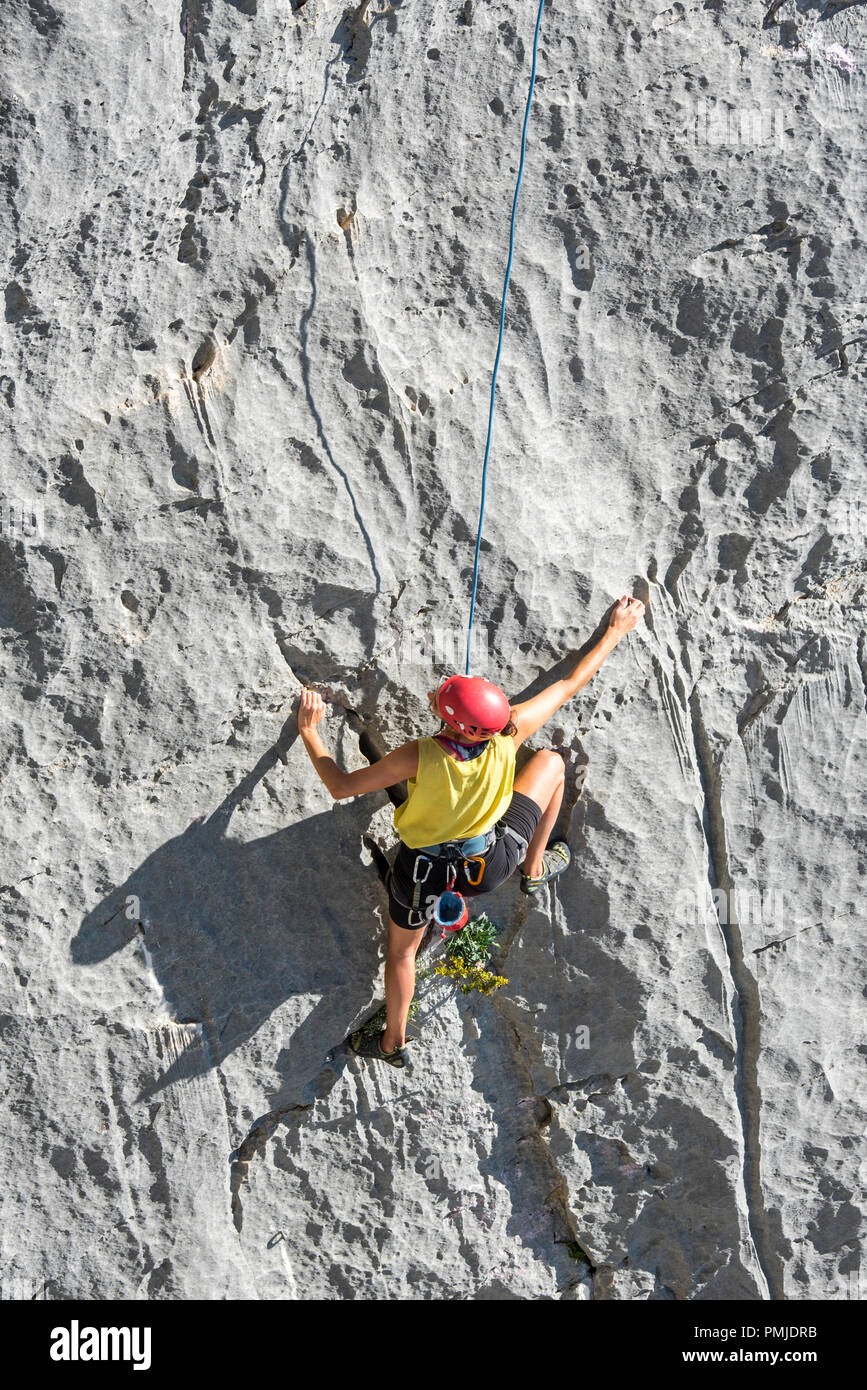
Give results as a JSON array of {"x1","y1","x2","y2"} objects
[{"x1": 393, "y1": 735, "x2": 516, "y2": 849}]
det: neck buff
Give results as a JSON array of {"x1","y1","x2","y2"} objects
[{"x1": 435, "y1": 733, "x2": 489, "y2": 762}]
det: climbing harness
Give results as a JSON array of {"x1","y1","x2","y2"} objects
[
  {"x1": 415, "y1": 827, "x2": 496, "y2": 859},
  {"x1": 402, "y1": 821, "x2": 529, "y2": 936},
  {"x1": 465, "y1": 0, "x2": 547, "y2": 676},
  {"x1": 499, "y1": 823, "x2": 529, "y2": 859}
]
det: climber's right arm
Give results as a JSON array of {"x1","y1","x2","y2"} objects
[
  {"x1": 510, "y1": 596, "x2": 645, "y2": 745},
  {"x1": 298, "y1": 688, "x2": 419, "y2": 800},
  {"x1": 329, "y1": 741, "x2": 419, "y2": 800}
]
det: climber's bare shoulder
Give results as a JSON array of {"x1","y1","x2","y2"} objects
[{"x1": 335, "y1": 740, "x2": 419, "y2": 800}]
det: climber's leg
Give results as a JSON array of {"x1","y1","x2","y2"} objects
[
  {"x1": 514, "y1": 749, "x2": 566, "y2": 879},
  {"x1": 382, "y1": 915, "x2": 424, "y2": 1054}
]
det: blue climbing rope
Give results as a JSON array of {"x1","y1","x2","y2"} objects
[{"x1": 465, "y1": 0, "x2": 547, "y2": 676}]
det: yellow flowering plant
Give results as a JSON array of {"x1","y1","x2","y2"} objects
[
  {"x1": 433, "y1": 913, "x2": 508, "y2": 997},
  {"x1": 431, "y1": 954, "x2": 508, "y2": 996}
]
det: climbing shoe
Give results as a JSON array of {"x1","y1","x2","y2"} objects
[
  {"x1": 347, "y1": 1029, "x2": 412, "y2": 1070},
  {"x1": 520, "y1": 840, "x2": 572, "y2": 895}
]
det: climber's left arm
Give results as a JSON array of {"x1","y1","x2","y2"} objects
[{"x1": 297, "y1": 688, "x2": 419, "y2": 799}]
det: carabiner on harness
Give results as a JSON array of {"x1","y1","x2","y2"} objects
[
  {"x1": 411, "y1": 853, "x2": 432, "y2": 910},
  {"x1": 463, "y1": 854, "x2": 486, "y2": 888}
]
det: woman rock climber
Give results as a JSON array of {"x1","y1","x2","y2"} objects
[{"x1": 298, "y1": 594, "x2": 645, "y2": 1068}]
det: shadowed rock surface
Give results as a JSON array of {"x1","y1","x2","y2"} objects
[{"x1": 0, "y1": 0, "x2": 864, "y2": 1300}]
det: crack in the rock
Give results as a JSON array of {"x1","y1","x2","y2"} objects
[
  {"x1": 737, "y1": 685, "x2": 780, "y2": 739},
  {"x1": 490, "y1": 895, "x2": 528, "y2": 964},
  {"x1": 230, "y1": 1102, "x2": 312, "y2": 1234},
  {"x1": 181, "y1": 1, "x2": 204, "y2": 88},
  {"x1": 753, "y1": 924, "x2": 817, "y2": 954},
  {"x1": 299, "y1": 235, "x2": 382, "y2": 596},
  {"x1": 762, "y1": 0, "x2": 786, "y2": 23},
  {"x1": 688, "y1": 687, "x2": 784, "y2": 1301},
  {"x1": 856, "y1": 631, "x2": 867, "y2": 718},
  {"x1": 0, "y1": 867, "x2": 50, "y2": 896},
  {"x1": 490, "y1": 1014, "x2": 599, "y2": 1295},
  {"x1": 661, "y1": 330, "x2": 865, "y2": 448}
]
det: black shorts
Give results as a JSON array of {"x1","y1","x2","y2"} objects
[{"x1": 386, "y1": 790, "x2": 543, "y2": 929}]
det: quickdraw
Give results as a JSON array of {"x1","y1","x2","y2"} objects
[{"x1": 410, "y1": 853, "x2": 432, "y2": 911}]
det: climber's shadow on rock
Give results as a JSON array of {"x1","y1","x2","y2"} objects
[{"x1": 71, "y1": 712, "x2": 386, "y2": 1099}]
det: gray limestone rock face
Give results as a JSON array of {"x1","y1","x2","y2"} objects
[{"x1": 1, "y1": 0, "x2": 864, "y2": 1300}]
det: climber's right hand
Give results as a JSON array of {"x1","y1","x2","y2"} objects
[{"x1": 297, "y1": 687, "x2": 327, "y2": 734}]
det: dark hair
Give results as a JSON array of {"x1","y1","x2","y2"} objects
[{"x1": 433, "y1": 715, "x2": 518, "y2": 739}]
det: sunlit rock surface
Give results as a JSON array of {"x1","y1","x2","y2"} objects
[{"x1": 1, "y1": 0, "x2": 864, "y2": 1300}]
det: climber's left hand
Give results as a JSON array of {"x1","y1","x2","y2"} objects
[{"x1": 608, "y1": 595, "x2": 646, "y2": 637}]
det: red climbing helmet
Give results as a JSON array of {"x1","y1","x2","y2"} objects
[{"x1": 435, "y1": 675, "x2": 511, "y2": 738}]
